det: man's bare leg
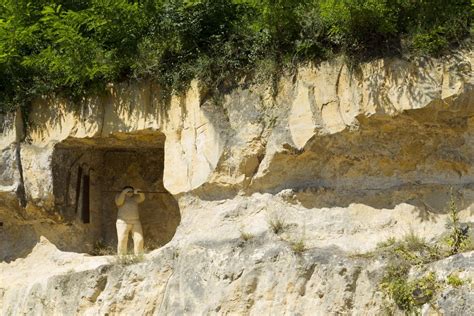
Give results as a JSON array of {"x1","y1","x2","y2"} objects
[{"x1": 132, "y1": 222, "x2": 144, "y2": 255}]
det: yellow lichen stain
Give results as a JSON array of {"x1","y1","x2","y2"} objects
[
  {"x1": 397, "y1": 159, "x2": 419, "y2": 172},
  {"x1": 380, "y1": 124, "x2": 398, "y2": 133},
  {"x1": 286, "y1": 282, "x2": 295, "y2": 293},
  {"x1": 264, "y1": 289, "x2": 275, "y2": 300},
  {"x1": 435, "y1": 161, "x2": 469, "y2": 177},
  {"x1": 378, "y1": 157, "x2": 396, "y2": 177}
]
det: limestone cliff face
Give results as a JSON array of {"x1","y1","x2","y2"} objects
[
  {"x1": 1, "y1": 51, "x2": 473, "y2": 314},
  {"x1": 1, "y1": 51, "x2": 472, "y2": 201}
]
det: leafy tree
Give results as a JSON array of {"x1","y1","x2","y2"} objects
[{"x1": 0, "y1": 0, "x2": 472, "y2": 114}]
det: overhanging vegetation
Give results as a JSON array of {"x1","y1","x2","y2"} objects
[{"x1": 0, "y1": 0, "x2": 472, "y2": 114}]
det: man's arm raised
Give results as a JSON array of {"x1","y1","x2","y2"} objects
[
  {"x1": 115, "y1": 189, "x2": 129, "y2": 207},
  {"x1": 134, "y1": 189, "x2": 145, "y2": 203}
]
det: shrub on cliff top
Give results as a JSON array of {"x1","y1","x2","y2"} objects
[{"x1": 0, "y1": 0, "x2": 472, "y2": 114}]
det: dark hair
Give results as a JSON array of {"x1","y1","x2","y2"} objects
[{"x1": 122, "y1": 185, "x2": 134, "y2": 191}]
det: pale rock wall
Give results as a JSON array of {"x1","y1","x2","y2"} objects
[
  {"x1": 0, "y1": 145, "x2": 17, "y2": 192},
  {"x1": 5, "y1": 80, "x2": 226, "y2": 201},
  {"x1": 0, "y1": 51, "x2": 472, "y2": 201},
  {"x1": 251, "y1": 55, "x2": 473, "y2": 193},
  {"x1": 0, "y1": 112, "x2": 22, "y2": 193}
]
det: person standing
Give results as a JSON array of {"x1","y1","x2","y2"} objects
[{"x1": 115, "y1": 186, "x2": 145, "y2": 255}]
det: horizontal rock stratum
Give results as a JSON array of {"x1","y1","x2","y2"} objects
[{"x1": 0, "y1": 51, "x2": 473, "y2": 315}]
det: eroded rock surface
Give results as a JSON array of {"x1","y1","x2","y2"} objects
[{"x1": 1, "y1": 232, "x2": 472, "y2": 315}]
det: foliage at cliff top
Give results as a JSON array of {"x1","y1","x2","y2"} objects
[{"x1": 0, "y1": 0, "x2": 472, "y2": 113}]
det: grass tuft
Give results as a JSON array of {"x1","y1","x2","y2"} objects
[
  {"x1": 240, "y1": 230, "x2": 255, "y2": 242},
  {"x1": 90, "y1": 240, "x2": 115, "y2": 256},
  {"x1": 290, "y1": 239, "x2": 306, "y2": 254},
  {"x1": 268, "y1": 216, "x2": 285, "y2": 235},
  {"x1": 115, "y1": 254, "x2": 144, "y2": 266}
]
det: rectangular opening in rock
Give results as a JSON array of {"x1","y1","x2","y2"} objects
[
  {"x1": 51, "y1": 131, "x2": 180, "y2": 253},
  {"x1": 0, "y1": 114, "x2": 4, "y2": 134},
  {"x1": 80, "y1": 173, "x2": 90, "y2": 224}
]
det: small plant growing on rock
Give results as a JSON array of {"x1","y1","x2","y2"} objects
[
  {"x1": 381, "y1": 264, "x2": 440, "y2": 314},
  {"x1": 377, "y1": 237, "x2": 397, "y2": 248},
  {"x1": 90, "y1": 240, "x2": 115, "y2": 256},
  {"x1": 444, "y1": 190, "x2": 469, "y2": 255},
  {"x1": 403, "y1": 231, "x2": 428, "y2": 253},
  {"x1": 144, "y1": 240, "x2": 162, "y2": 254},
  {"x1": 380, "y1": 262, "x2": 414, "y2": 312},
  {"x1": 404, "y1": 233, "x2": 442, "y2": 265},
  {"x1": 377, "y1": 190, "x2": 474, "y2": 313},
  {"x1": 115, "y1": 254, "x2": 144, "y2": 266},
  {"x1": 268, "y1": 216, "x2": 285, "y2": 235},
  {"x1": 378, "y1": 232, "x2": 444, "y2": 314},
  {"x1": 290, "y1": 238, "x2": 306, "y2": 254},
  {"x1": 411, "y1": 272, "x2": 440, "y2": 306},
  {"x1": 240, "y1": 230, "x2": 254, "y2": 242},
  {"x1": 446, "y1": 273, "x2": 464, "y2": 287}
]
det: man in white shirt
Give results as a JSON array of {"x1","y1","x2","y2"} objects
[{"x1": 115, "y1": 186, "x2": 145, "y2": 255}]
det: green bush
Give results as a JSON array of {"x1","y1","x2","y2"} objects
[
  {"x1": 411, "y1": 28, "x2": 450, "y2": 56},
  {"x1": 377, "y1": 189, "x2": 473, "y2": 313},
  {"x1": 381, "y1": 264, "x2": 440, "y2": 314},
  {"x1": 0, "y1": 0, "x2": 472, "y2": 114},
  {"x1": 444, "y1": 190, "x2": 470, "y2": 255},
  {"x1": 319, "y1": 0, "x2": 400, "y2": 56},
  {"x1": 376, "y1": 232, "x2": 442, "y2": 266},
  {"x1": 380, "y1": 262, "x2": 415, "y2": 312}
]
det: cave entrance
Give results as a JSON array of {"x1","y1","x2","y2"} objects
[{"x1": 51, "y1": 131, "x2": 180, "y2": 252}]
